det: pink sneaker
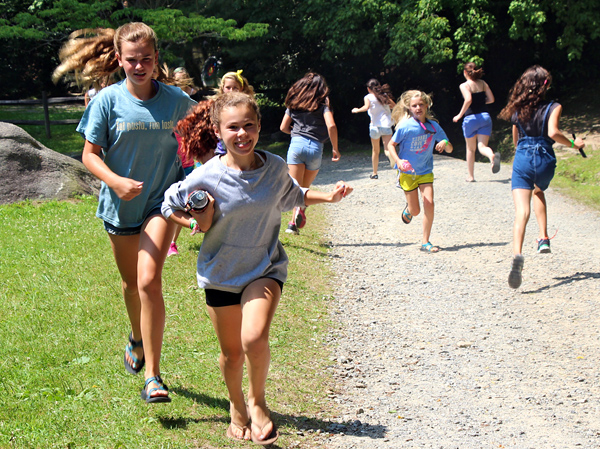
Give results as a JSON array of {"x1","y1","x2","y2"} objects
[
  {"x1": 167, "y1": 242, "x2": 179, "y2": 257},
  {"x1": 294, "y1": 207, "x2": 307, "y2": 229}
]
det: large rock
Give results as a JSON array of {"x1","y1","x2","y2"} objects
[{"x1": 0, "y1": 122, "x2": 99, "y2": 204}]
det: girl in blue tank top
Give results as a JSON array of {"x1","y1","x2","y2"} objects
[{"x1": 498, "y1": 65, "x2": 584, "y2": 289}]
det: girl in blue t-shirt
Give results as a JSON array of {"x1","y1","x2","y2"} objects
[
  {"x1": 54, "y1": 22, "x2": 195, "y2": 403},
  {"x1": 387, "y1": 90, "x2": 454, "y2": 253}
]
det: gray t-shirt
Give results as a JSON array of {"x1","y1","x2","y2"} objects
[
  {"x1": 285, "y1": 104, "x2": 331, "y2": 143},
  {"x1": 162, "y1": 150, "x2": 307, "y2": 293}
]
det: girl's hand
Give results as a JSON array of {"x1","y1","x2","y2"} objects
[
  {"x1": 189, "y1": 192, "x2": 215, "y2": 234},
  {"x1": 351, "y1": 108, "x2": 360, "y2": 113},
  {"x1": 330, "y1": 181, "x2": 353, "y2": 202},
  {"x1": 332, "y1": 148, "x2": 341, "y2": 162},
  {"x1": 452, "y1": 115, "x2": 461, "y2": 123},
  {"x1": 112, "y1": 177, "x2": 144, "y2": 201},
  {"x1": 574, "y1": 137, "x2": 585, "y2": 149},
  {"x1": 435, "y1": 140, "x2": 448, "y2": 153}
]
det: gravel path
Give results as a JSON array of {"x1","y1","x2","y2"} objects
[{"x1": 308, "y1": 152, "x2": 600, "y2": 449}]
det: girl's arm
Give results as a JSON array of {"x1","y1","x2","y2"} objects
[
  {"x1": 547, "y1": 105, "x2": 585, "y2": 149},
  {"x1": 280, "y1": 113, "x2": 293, "y2": 134},
  {"x1": 324, "y1": 110, "x2": 341, "y2": 161},
  {"x1": 434, "y1": 139, "x2": 453, "y2": 154},
  {"x1": 484, "y1": 81, "x2": 495, "y2": 104},
  {"x1": 386, "y1": 139, "x2": 403, "y2": 167},
  {"x1": 512, "y1": 125, "x2": 519, "y2": 147},
  {"x1": 82, "y1": 140, "x2": 143, "y2": 201},
  {"x1": 167, "y1": 196, "x2": 215, "y2": 235},
  {"x1": 351, "y1": 97, "x2": 370, "y2": 114},
  {"x1": 453, "y1": 83, "x2": 472, "y2": 123},
  {"x1": 304, "y1": 181, "x2": 353, "y2": 206}
]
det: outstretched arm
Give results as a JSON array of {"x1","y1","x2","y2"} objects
[
  {"x1": 304, "y1": 181, "x2": 353, "y2": 206},
  {"x1": 352, "y1": 97, "x2": 370, "y2": 114}
]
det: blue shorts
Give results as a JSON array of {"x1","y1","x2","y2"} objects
[
  {"x1": 511, "y1": 137, "x2": 556, "y2": 191},
  {"x1": 462, "y1": 113, "x2": 492, "y2": 138},
  {"x1": 286, "y1": 136, "x2": 324, "y2": 171},
  {"x1": 205, "y1": 278, "x2": 284, "y2": 307},
  {"x1": 103, "y1": 207, "x2": 163, "y2": 236},
  {"x1": 369, "y1": 125, "x2": 393, "y2": 140}
]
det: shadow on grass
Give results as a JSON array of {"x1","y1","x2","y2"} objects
[
  {"x1": 522, "y1": 271, "x2": 600, "y2": 294},
  {"x1": 156, "y1": 389, "x2": 388, "y2": 441}
]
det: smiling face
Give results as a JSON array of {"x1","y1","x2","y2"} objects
[
  {"x1": 409, "y1": 95, "x2": 428, "y2": 122},
  {"x1": 116, "y1": 39, "x2": 158, "y2": 92},
  {"x1": 214, "y1": 104, "x2": 261, "y2": 160}
]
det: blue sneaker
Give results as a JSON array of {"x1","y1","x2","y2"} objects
[{"x1": 537, "y1": 238, "x2": 551, "y2": 254}]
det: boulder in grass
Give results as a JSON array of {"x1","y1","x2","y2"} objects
[{"x1": 0, "y1": 122, "x2": 99, "y2": 205}]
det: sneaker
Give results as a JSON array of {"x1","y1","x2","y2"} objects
[
  {"x1": 167, "y1": 242, "x2": 179, "y2": 257},
  {"x1": 537, "y1": 238, "x2": 551, "y2": 253},
  {"x1": 285, "y1": 222, "x2": 299, "y2": 235},
  {"x1": 508, "y1": 255, "x2": 524, "y2": 289},
  {"x1": 294, "y1": 207, "x2": 307, "y2": 229}
]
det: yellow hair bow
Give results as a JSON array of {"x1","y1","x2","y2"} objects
[{"x1": 235, "y1": 70, "x2": 244, "y2": 88}]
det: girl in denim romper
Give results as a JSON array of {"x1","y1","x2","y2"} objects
[{"x1": 499, "y1": 65, "x2": 584, "y2": 289}]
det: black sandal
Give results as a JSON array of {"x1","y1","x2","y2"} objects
[
  {"x1": 140, "y1": 375, "x2": 171, "y2": 403},
  {"x1": 124, "y1": 332, "x2": 145, "y2": 375}
]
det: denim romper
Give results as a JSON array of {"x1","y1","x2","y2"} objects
[{"x1": 511, "y1": 102, "x2": 557, "y2": 191}]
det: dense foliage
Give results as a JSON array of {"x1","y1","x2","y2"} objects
[{"x1": 1, "y1": 0, "x2": 598, "y2": 139}]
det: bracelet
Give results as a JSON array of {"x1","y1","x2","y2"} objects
[
  {"x1": 442, "y1": 139, "x2": 449, "y2": 146},
  {"x1": 569, "y1": 139, "x2": 575, "y2": 148},
  {"x1": 190, "y1": 218, "x2": 198, "y2": 230}
]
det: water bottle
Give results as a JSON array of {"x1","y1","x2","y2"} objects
[{"x1": 185, "y1": 190, "x2": 209, "y2": 212}]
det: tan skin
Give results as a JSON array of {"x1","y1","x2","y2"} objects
[
  {"x1": 387, "y1": 95, "x2": 453, "y2": 252},
  {"x1": 510, "y1": 104, "x2": 584, "y2": 256},
  {"x1": 81, "y1": 39, "x2": 173, "y2": 399},
  {"x1": 170, "y1": 104, "x2": 352, "y2": 441},
  {"x1": 352, "y1": 87, "x2": 396, "y2": 177},
  {"x1": 453, "y1": 71, "x2": 496, "y2": 181}
]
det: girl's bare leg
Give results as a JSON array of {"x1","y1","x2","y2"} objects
[{"x1": 512, "y1": 188, "x2": 533, "y2": 255}]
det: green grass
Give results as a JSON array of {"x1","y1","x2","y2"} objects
[
  {"x1": 553, "y1": 146, "x2": 600, "y2": 211},
  {"x1": 0, "y1": 197, "x2": 336, "y2": 448}
]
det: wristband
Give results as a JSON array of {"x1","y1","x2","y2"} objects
[
  {"x1": 569, "y1": 139, "x2": 575, "y2": 148},
  {"x1": 442, "y1": 139, "x2": 449, "y2": 146},
  {"x1": 190, "y1": 218, "x2": 198, "y2": 230}
]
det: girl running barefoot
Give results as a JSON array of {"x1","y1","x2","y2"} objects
[
  {"x1": 453, "y1": 62, "x2": 500, "y2": 181},
  {"x1": 162, "y1": 92, "x2": 352, "y2": 444},
  {"x1": 280, "y1": 72, "x2": 341, "y2": 234},
  {"x1": 387, "y1": 90, "x2": 453, "y2": 253},
  {"x1": 352, "y1": 78, "x2": 396, "y2": 179},
  {"x1": 55, "y1": 23, "x2": 196, "y2": 402},
  {"x1": 498, "y1": 65, "x2": 584, "y2": 289}
]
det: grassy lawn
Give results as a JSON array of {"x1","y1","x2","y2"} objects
[{"x1": 0, "y1": 197, "x2": 336, "y2": 448}]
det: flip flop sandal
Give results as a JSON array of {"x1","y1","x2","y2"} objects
[
  {"x1": 401, "y1": 205, "x2": 413, "y2": 224},
  {"x1": 251, "y1": 421, "x2": 279, "y2": 446},
  {"x1": 227, "y1": 421, "x2": 251, "y2": 441},
  {"x1": 140, "y1": 375, "x2": 171, "y2": 403},
  {"x1": 420, "y1": 242, "x2": 439, "y2": 253},
  {"x1": 124, "y1": 332, "x2": 144, "y2": 375}
]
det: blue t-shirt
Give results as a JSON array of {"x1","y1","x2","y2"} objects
[
  {"x1": 77, "y1": 80, "x2": 196, "y2": 227},
  {"x1": 391, "y1": 118, "x2": 448, "y2": 175}
]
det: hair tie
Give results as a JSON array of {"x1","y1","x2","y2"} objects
[
  {"x1": 543, "y1": 79, "x2": 548, "y2": 85},
  {"x1": 235, "y1": 70, "x2": 244, "y2": 88}
]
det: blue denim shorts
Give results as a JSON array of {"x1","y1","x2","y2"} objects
[
  {"x1": 511, "y1": 137, "x2": 556, "y2": 191},
  {"x1": 286, "y1": 136, "x2": 324, "y2": 171},
  {"x1": 369, "y1": 125, "x2": 393, "y2": 140},
  {"x1": 103, "y1": 207, "x2": 163, "y2": 236},
  {"x1": 462, "y1": 113, "x2": 492, "y2": 138}
]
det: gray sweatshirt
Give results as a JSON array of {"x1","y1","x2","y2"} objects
[{"x1": 162, "y1": 151, "x2": 307, "y2": 293}]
